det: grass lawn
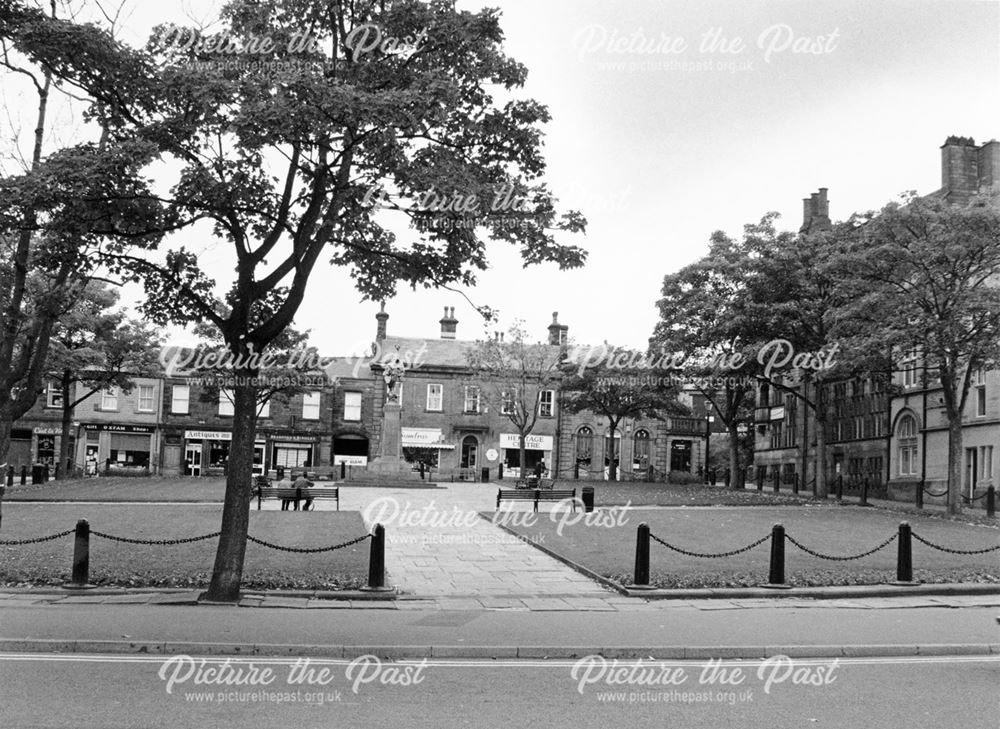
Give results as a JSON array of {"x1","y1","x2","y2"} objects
[
  {"x1": 496, "y1": 505, "x2": 1000, "y2": 588},
  {"x1": 4, "y1": 476, "x2": 227, "y2": 502},
  {"x1": 0, "y1": 503, "x2": 370, "y2": 590},
  {"x1": 592, "y1": 481, "x2": 811, "y2": 507}
]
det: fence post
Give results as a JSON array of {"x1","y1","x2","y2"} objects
[
  {"x1": 860, "y1": 478, "x2": 869, "y2": 507},
  {"x1": 836, "y1": 475, "x2": 843, "y2": 501},
  {"x1": 895, "y1": 522, "x2": 914, "y2": 584},
  {"x1": 986, "y1": 486, "x2": 995, "y2": 518},
  {"x1": 915, "y1": 483, "x2": 923, "y2": 510},
  {"x1": 633, "y1": 522, "x2": 651, "y2": 587},
  {"x1": 773, "y1": 472, "x2": 779, "y2": 493},
  {"x1": 767, "y1": 524, "x2": 786, "y2": 587},
  {"x1": 20, "y1": 465, "x2": 26, "y2": 485},
  {"x1": 68, "y1": 519, "x2": 90, "y2": 587},
  {"x1": 364, "y1": 523, "x2": 390, "y2": 591},
  {"x1": 793, "y1": 473, "x2": 799, "y2": 495},
  {"x1": 6, "y1": 465, "x2": 12, "y2": 487},
  {"x1": 757, "y1": 470, "x2": 763, "y2": 492}
]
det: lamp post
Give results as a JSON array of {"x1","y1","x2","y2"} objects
[{"x1": 704, "y1": 414, "x2": 714, "y2": 484}]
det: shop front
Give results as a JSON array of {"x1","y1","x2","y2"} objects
[
  {"x1": 182, "y1": 430, "x2": 266, "y2": 477},
  {"x1": 333, "y1": 433, "x2": 370, "y2": 467},
  {"x1": 401, "y1": 427, "x2": 454, "y2": 471},
  {"x1": 499, "y1": 433, "x2": 553, "y2": 478},
  {"x1": 269, "y1": 435, "x2": 319, "y2": 471},
  {"x1": 82, "y1": 424, "x2": 155, "y2": 474}
]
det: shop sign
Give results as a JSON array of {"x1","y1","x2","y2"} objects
[
  {"x1": 333, "y1": 455, "x2": 368, "y2": 466},
  {"x1": 32, "y1": 426, "x2": 61, "y2": 435},
  {"x1": 86, "y1": 424, "x2": 155, "y2": 434},
  {"x1": 401, "y1": 427, "x2": 446, "y2": 446},
  {"x1": 499, "y1": 433, "x2": 553, "y2": 451}
]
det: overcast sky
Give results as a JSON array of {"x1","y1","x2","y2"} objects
[{"x1": 7, "y1": 0, "x2": 1000, "y2": 354}]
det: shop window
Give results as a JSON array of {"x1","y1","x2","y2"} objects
[
  {"x1": 219, "y1": 389, "x2": 235, "y2": 416},
  {"x1": 137, "y1": 384, "x2": 155, "y2": 413},
  {"x1": 36, "y1": 435, "x2": 56, "y2": 465},
  {"x1": 172, "y1": 385, "x2": 190, "y2": 414},
  {"x1": 109, "y1": 433, "x2": 151, "y2": 468},
  {"x1": 344, "y1": 392, "x2": 362, "y2": 421},
  {"x1": 209, "y1": 440, "x2": 230, "y2": 468},
  {"x1": 426, "y1": 384, "x2": 443, "y2": 412},
  {"x1": 539, "y1": 390, "x2": 554, "y2": 417},
  {"x1": 302, "y1": 391, "x2": 321, "y2": 420}
]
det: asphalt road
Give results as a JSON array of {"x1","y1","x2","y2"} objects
[{"x1": 1, "y1": 653, "x2": 996, "y2": 728}]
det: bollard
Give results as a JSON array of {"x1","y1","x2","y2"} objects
[
  {"x1": 757, "y1": 471, "x2": 763, "y2": 492},
  {"x1": 499, "y1": 462, "x2": 504, "y2": 480},
  {"x1": 633, "y1": 522, "x2": 650, "y2": 587},
  {"x1": 987, "y1": 486, "x2": 995, "y2": 518},
  {"x1": 573, "y1": 461, "x2": 578, "y2": 480},
  {"x1": 793, "y1": 473, "x2": 799, "y2": 495},
  {"x1": 366, "y1": 523, "x2": 387, "y2": 590},
  {"x1": 70, "y1": 519, "x2": 90, "y2": 586},
  {"x1": 836, "y1": 475, "x2": 843, "y2": 501},
  {"x1": 915, "y1": 483, "x2": 923, "y2": 510},
  {"x1": 773, "y1": 472, "x2": 779, "y2": 493},
  {"x1": 20, "y1": 465, "x2": 26, "y2": 485},
  {"x1": 6, "y1": 465, "x2": 12, "y2": 487},
  {"x1": 895, "y1": 522, "x2": 914, "y2": 584},
  {"x1": 860, "y1": 478, "x2": 869, "y2": 507},
  {"x1": 767, "y1": 524, "x2": 785, "y2": 586},
  {"x1": 340, "y1": 462, "x2": 346, "y2": 480}
]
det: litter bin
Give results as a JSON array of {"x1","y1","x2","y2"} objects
[
  {"x1": 481, "y1": 466, "x2": 490, "y2": 483},
  {"x1": 276, "y1": 466, "x2": 285, "y2": 481},
  {"x1": 581, "y1": 486, "x2": 595, "y2": 513},
  {"x1": 31, "y1": 464, "x2": 45, "y2": 485}
]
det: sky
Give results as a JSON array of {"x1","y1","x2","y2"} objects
[{"x1": 4, "y1": 0, "x2": 999, "y2": 354}]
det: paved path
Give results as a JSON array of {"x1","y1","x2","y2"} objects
[{"x1": 337, "y1": 483, "x2": 615, "y2": 605}]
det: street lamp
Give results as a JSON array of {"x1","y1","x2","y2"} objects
[{"x1": 704, "y1": 414, "x2": 714, "y2": 484}]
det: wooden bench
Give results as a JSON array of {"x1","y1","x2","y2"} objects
[
  {"x1": 496, "y1": 488, "x2": 577, "y2": 512},
  {"x1": 256, "y1": 485, "x2": 339, "y2": 511}
]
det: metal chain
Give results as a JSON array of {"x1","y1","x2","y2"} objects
[
  {"x1": 786, "y1": 532, "x2": 897, "y2": 561},
  {"x1": 910, "y1": 532, "x2": 1000, "y2": 555},
  {"x1": 90, "y1": 531, "x2": 221, "y2": 545},
  {"x1": 0, "y1": 529, "x2": 74, "y2": 546},
  {"x1": 922, "y1": 487, "x2": 949, "y2": 498},
  {"x1": 961, "y1": 492, "x2": 989, "y2": 503},
  {"x1": 246, "y1": 533, "x2": 371, "y2": 553},
  {"x1": 650, "y1": 532, "x2": 770, "y2": 558}
]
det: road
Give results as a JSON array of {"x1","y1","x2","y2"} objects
[{"x1": 1, "y1": 653, "x2": 996, "y2": 728}]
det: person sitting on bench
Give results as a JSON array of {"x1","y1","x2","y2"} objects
[{"x1": 294, "y1": 473, "x2": 314, "y2": 511}]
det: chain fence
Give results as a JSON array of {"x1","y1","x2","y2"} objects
[
  {"x1": 910, "y1": 531, "x2": 1000, "y2": 555},
  {"x1": 785, "y1": 532, "x2": 898, "y2": 561},
  {"x1": 246, "y1": 533, "x2": 371, "y2": 553},
  {"x1": 0, "y1": 529, "x2": 74, "y2": 546},
  {"x1": 649, "y1": 532, "x2": 770, "y2": 559},
  {"x1": 91, "y1": 531, "x2": 221, "y2": 546}
]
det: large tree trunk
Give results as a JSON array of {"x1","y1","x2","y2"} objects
[
  {"x1": 946, "y1": 415, "x2": 963, "y2": 515},
  {"x1": 0, "y1": 413, "x2": 11, "y2": 475},
  {"x1": 56, "y1": 373, "x2": 73, "y2": 480},
  {"x1": 202, "y1": 371, "x2": 257, "y2": 602},
  {"x1": 728, "y1": 423, "x2": 742, "y2": 490}
]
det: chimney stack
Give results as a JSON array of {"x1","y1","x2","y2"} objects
[
  {"x1": 375, "y1": 301, "x2": 388, "y2": 341},
  {"x1": 439, "y1": 306, "x2": 458, "y2": 339},
  {"x1": 547, "y1": 311, "x2": 569, "y2": 345},
  {"x1": 940, "y1": 136, "x2": 979, "y2": 203}
]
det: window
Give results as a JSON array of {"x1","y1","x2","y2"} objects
[
  {"x1": 46, "y1": 383, "x2": 63, "y2": 409},
  {"x1": 973, "y1": 368, "x2": 986, "y2": 417},
  {"x1": 770, "y1": 421, "x2": 783, "y2": 449},
  {"x1": 979, "y1": 445, "x2": 993, "y2": 481},
  {"x1": 632, "y1": 429, "x2": 650, "y2": 471},
  {"x1": 344, "y1": 392, "x2": 362, "y2": 421},
  {"x1": 101, "y1": 388, "x2": 118, "y2": 411},
  {"x1": 575, "y1": 426, "x2": 593, "y2": 466},
  {"x1": 426, "y1": 384, "x2": 443, "y2": 412},
  {"x1": 897, "y1": 414, "x2": 919, "y2": 476},
  {"x1": 218, "y1": 389, "x2": 234, "y2": 416},
  {"x1": 302, "y1": 391, "x2": 321, "y2": 420},
  {"x1": 500, "y1": 390, "x2": 514, "y2": 415},
  {"x1": 539, "y1": 390, "x2": 554, "y2": 417},
  {"x1": 257, "y1": 398, "x2": 270, "y2": 418},
  {"x1": 463, "y1": 386, "x2": 480, "y2": 414},
  {"x1": 901, "y1": 349, "x2": 919, "y2": 388},
  {"x1": 171, "y1": 385, "x2": 190, "y2": 414},
  {"x1": 137, "y1": 384, "x2": 155, "y2": 413}
]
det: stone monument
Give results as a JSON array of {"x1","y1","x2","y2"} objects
[{"x1": 367, "y1": 353, "x2": 412, "y2": 476}]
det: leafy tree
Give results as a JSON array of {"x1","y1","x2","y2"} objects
[
  {"x1": 466, "y1": 322, "x2": 563, "y2": 478},
  {"x1": 0, "y1": 2, "x2": 163, "y2": 472},
  {"x1": 654, "y1": 230, "x2": 765, "y2": 489},
  {"x1": 12, "y1": 0, "x2": 587, "y2": 599},
  {"x1": 45, "y1": 282, "x2": 161, "y2": 478},
  {"x1": 560, "y1": 345, "x2": 687, "y2": 481},
  {"x1": 845, "y1": 193, "x2": 1000, "y2": 514}
]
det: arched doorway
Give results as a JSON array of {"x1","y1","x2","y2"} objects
[
  {"x1": 633, "y1": 429, "x2": 650, "y2": 475},
  {"x1": 460, "y1": 435, "x2": 478, "y2": 469}
]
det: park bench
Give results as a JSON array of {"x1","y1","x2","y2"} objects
[
  {"x1": 256, "y1": 485, "x2": 339, "y2": 511},
  {"x1": 496, "y1": 488, "x2": 577, "y2": 512}
]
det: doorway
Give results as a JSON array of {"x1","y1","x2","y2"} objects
[
  {"x1": 185, "y1": 442, "x2": 202, "y2": 477},
  {"x1": 460, "y1": 435, "x2": 478, "y2": 469}
]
